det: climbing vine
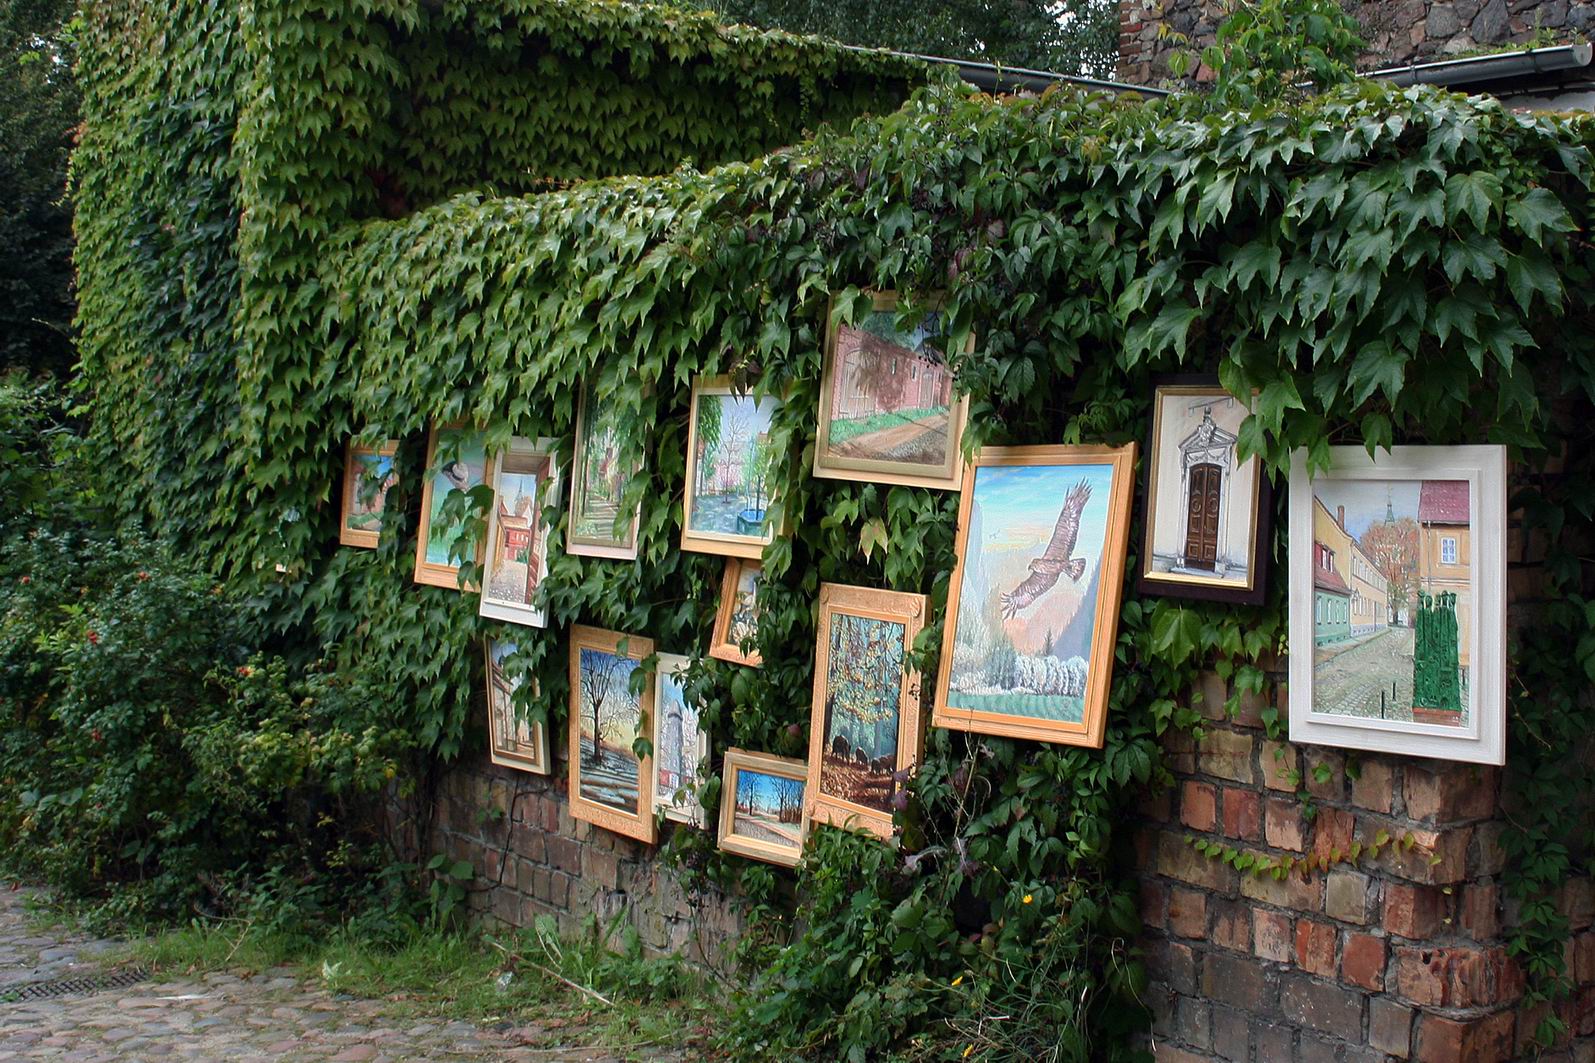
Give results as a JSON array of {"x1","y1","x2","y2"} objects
[{"x1": 69, "y1": 0, "x2": 1595, "y2": 1057}]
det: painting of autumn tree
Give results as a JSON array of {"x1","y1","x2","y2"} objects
[
  {"x1": 1361, "y1": 516, "x2": 1420, "y2": 624},
  {"x1": 819, "y1": 612, "x2": 907, "y2": 812}
]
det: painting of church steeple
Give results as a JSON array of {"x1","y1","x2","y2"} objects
[{"x1": 1140, "y1": 381, "x2": 1271, "y2": 605}]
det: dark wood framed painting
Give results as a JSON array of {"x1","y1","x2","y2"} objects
[{"x1": 1137, "y1": 376, "x2": 1272, "y2": 606}]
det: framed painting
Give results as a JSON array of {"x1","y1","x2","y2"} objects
[
  {"x1": 484, "y1": 637, "x2": 549, "y2": 774},
  {"x1": 567, "y1": 625, "x2": 657, "y2": 843},
  {"x1": 813, "y1": 291, "x2": 974, "y2": 491},
  {"x1": 804, "y1": 583, "x2": 926, "y2": 839},
  {"x1": 338, "y1": 439, "x2": 399, "y2": 549},
  {"x1": 653, "y1": 652, "x2": 710, "y2": 827},
  {"x1": 718, "y1": 748, "x2": 808, "y2": 868},
  {"x1": 933, "y1": 443, "x2": 1137, "y2": 748},
  {"x1": 1138, "y1": 378, "x2": 1272, "y2": 605},
  {"x1": 1288, "y1": 445, "x2": 1506, "y2": 765},
  {"x1": 708, "y1": 558, "x2": 763, "y2": 667},
  {"x1": 568, "y1": 384, "x2": 643, "y2": 560},
  {"x1": 681, "y1": 376, "x2": 783, "y2": 559},
  {"x1": 479, "y1": 436, "x2": 560, "y2": 628},
  {"x1": 413, "y1": 423, "x2": 488, "y2": 590}
]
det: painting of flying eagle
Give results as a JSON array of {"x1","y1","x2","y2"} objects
[{"x1": 1000, "y1": 480, "x2": 1093, "y2": 619}]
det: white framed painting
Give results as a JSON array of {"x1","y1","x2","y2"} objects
[
  {"x1": 653, "y1": 653, "x2": 710, "y2": 827},
  {"x1": 1288, "y1": 445, "x2": 1506, "y2": 765},
  {"x1": 479, "y1": 436, "x2": 561, "y2": 628}
]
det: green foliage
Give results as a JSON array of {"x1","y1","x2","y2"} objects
[
  {"x1": 67, "y1": 0, "x2": 1595, "y2": 1057},
  {"x1": 694, "y1": 0, "x2": 1121, "y2": 79},
  {"x1": 1167, "y1": 0, "x2": 1363, "y2": 106},
  {"x1": 0, "y1": 0, "x2": 78, "y2": 374}
]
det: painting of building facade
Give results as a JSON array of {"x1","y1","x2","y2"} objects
[
  {"x1": 568, "y1": 386, "x2": 643, "y2": 559},
  {"x1": 1140, "y1": 383, "x2": 1267, "y2": 603},
  {"x1": 1309, "y1": 479, "x2": 1472, "y2": 727},
  {"x1": 567, "y1": 626, "x2": 656, "y2": 843},
  {"x1": 653, "y1": 652, "x2": 708, "y2": 827},
  {"x1": 814, "y1": 292, "x2": 972, "y2": 490},
  {"x1": 480, "y1": 438, "x2": 558, "y2": 627},
  {"x1": 806, "y1": 584, "x2": 925, "y2": 838},
  {"x1": 681, "y1": 377, "x2": 782, "y2": 558},
  {"x1": 934, "y1": 444, "x2": 1136, "y2": 748},
  {"x1": 413, "y1": 424, "x2": 488, "y2": 589},
  {"x1": 484, "y1": 637, "x2": 548, "y2": 774}
]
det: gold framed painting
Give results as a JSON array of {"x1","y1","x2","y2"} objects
[
  {"x1": 1138, "y1": 378, "x2": 1271, "y2": 605},
  {"x1": 484, "y1": 637, "x2": 549, "y2": 775},
  {"x1": 804, "y1": 583, "x2": 926, "y2": 839},
  {"x1": 681, "y1": 375, "x2": 782, "y2": 559},
  {"x1": 813, "y1": 290, "x2": 973, "y2": 491},
  {"x1": 413, "y1": 423, "x2": 489, "y2": 590},
  {"x1": 567, "y1": 384, "x2": 643, "y2": 561},
  {"x1": 479, "y1": 436, "x2": 560, "y2": 628},
  {"x1": 653, "y1": 652, "x2": 710, "y2": 828},
  {"x1": 708, "y1": 558, "x2": 763, "y2": 667},
  {"x1": 932, "y1": 443, "x2": 1137, "y2": 748},
  {"x1": 338, "y1": 439, "x2": 399, "y2": 549},
  {"x1": 567, "y1": 624, "x2": 657, "y2": 844},
  {"x1": 718, "y1": 748, "x2": 808, "y2": 868}
]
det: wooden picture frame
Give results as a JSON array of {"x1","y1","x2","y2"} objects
[
  {"x1": 567, "y1": 624, "x2": 657, "y2": 843},
  {"x1": 484, "y1": 637, "x2": 549, "y2": 775},
  {"x1": 1138, "y1": 377, "x2": 1272, "y2": 605},
  {"x1": 653, "y1": 652, "x2": 710, "y2": 827},
  {"x1": 1288, "y1": 445, "x2": 1506, "y2": 766},
  {"x1": 413, "y1": 423, "x2": 488, "y2": 590},
  {"x1": 933, "y1": 443, "x2": 1137, "y2": 748},
  {"x1": 338, "y1": 439, "x2": 399, "y2": 549},
  {"x1": 708, "y1": 558, "x2": 763, "y2": 667},
  {"x1": 804, "y1": 583, "x2": 926, "y2": 839},
  {"x1": 812, "y1": 290, "x2": 974, "y2": 491},
  {"x1": 718, "y1": 748, "x2": 808, "y2": 868},
  {"x1": 567, "y1": 384, "x2": 643, "y2": 560},
  {"x1": 681, "y1": 375, "x2": 782, "y2": 559},
  {"x1": 479, "y1": 436, "x2": 560, "y2": 628}
]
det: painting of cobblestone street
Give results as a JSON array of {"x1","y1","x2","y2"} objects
[{"x1": 1311, "y1": 477, "x2": 1471, "y2": 727}]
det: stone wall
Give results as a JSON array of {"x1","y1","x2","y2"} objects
[
  {"x1": 1117, "y1": 0, "x2": 1595, "y2": 86},
  {"x1": 1133, "y1": 465, "x2": 1595, "y2": 1062},
  {"x1": 416, "y1": 759, "x2": 743, "y2": 969}
]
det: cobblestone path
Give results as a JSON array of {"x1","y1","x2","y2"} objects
[
  {"x1": 0, "y1": 887, "x2": 676, "y2": 1062},
  {"x1": 1311, "y1": 626, "x2": 1414, "y2": 721}
]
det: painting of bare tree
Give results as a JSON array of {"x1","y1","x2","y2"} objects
[
  {"x1": 567, "y1": 625, "x2": 656, "y2": 843},
  {"x1": 718, "y1": 749, "x2": 808, "y2": 867}
]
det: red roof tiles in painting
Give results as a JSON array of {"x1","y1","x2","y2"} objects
[{"x1": 1418, "y1": 480, "x2": 1469, "y2": 525}]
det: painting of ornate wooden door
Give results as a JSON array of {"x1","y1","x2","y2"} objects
[{"x1": 1184, "y1": 463, "x2": 1221, "y2": 570}]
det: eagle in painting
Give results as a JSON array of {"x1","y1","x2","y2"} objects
[{"x1": 999, "y1": 480, "x2": 1092, "y2": 619}]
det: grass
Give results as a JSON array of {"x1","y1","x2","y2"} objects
[
  {"x1": 951, "y1": 692, "x2": 1085, "y2": 722},
  {"x1": 825, "y1": 405, "x2": 947, "y2": 445},
  {"x1": 110, "y1": 911, "x2": 722, "y2": 1059}
]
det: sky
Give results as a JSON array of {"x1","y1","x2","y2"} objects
[
  {"x1": 579, "y1": 648, "x2": 640, "y2": 742},
  {"x1": 707, "y1": 393, "x2": 777, "y2": 439},
  {"x1": 1313, "y1": 480, "x2": 1424, "y2": 540},
  {"x1": 970, "y1": 462, "x2": 1117, "y2": 558},
  {"x1": 737, "y1": 768, "x2": 804, "y2": 812}
]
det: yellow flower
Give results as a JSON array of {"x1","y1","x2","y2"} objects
[
  {"x1": 951, "y1": 975, "x2": 963, "y2": 987},
  {"x1": 962, "y1": 1046, "x2": 974, "y2": 1059},
  {"x1": 1022, "y1": 894, "x2": 1033, "y2": 905}
]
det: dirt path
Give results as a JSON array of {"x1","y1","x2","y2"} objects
[
  {"x1": 829, "y1": 413, "x2": 948, "y2": 464},
  {"x1": 0, "y1": 886, "x2": 675, "y2": 1062}
]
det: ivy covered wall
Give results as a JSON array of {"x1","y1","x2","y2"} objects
[{"x1": 73, "y1": 0, "x2": 1595, "y2": 1058}]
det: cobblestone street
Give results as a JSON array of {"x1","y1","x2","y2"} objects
[
  {"x1": 0, "y1": 887, "x2": 676, "y2": 1062},
  {"x1": 1311, "y1": 627, "x2": 1415, "y2": 721}
]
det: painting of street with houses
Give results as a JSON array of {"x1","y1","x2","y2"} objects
[
  {"x1": 483, "y1": 448, "x2": 551, "y2": 613},
  {"x1": 1310, "y1": 479, "x2": 1472, "y2": 727},
  {"x1": 946, "y1": 462, "x2": 1118, "y2": 723},
  {"x1": 570, "y1": 393, "x2": 641, "y2": 556}
]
